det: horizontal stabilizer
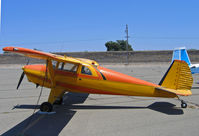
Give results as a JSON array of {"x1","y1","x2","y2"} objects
[{"x1": 156, "y1": 87, "x2": 192, "y2": 96}]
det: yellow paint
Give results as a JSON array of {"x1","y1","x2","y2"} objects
[
  {"x1": 46, "y1": 60, "x2": 54, "y2": 87},
  {"x1": 24, "y1": 63, "x2": 178, "y2": 104},
  {"x1": 160, "y1": 61, "x2": 193, "y2": 90},
  {"x1": 9, "y1": 47, "x2": 192, "y2": 104},
  {"x1": 48, "y1": 88, "x2": 64, "y2": 104},
  {"x1": 159, "y1": 60, "x2": 193, "y2": 95}
]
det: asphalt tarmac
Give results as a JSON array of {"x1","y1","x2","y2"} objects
[{"x1": 0, "y1": 63, "x2": 199, "y2": 136}]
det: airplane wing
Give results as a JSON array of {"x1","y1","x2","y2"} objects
[{"x1": 3, "y1": 47, "x2": 81, "y2": 64}]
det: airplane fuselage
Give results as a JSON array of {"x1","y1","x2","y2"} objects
[{"x1": 23, "y1": 64, "x2": 176, "y2": 99}]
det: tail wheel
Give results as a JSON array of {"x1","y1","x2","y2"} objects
[
  {"x1": 40, "y1": 102, "x2": 53, "y2": 112},
  {"x1": 181, "y1": 101, "x2": 187, "y2": 108}
]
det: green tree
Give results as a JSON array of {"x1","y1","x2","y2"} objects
[{"x1": 105, "y1": 40, "x2": 133, "y2": 51}]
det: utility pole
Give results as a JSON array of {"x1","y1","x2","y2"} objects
[{"x1": 125, "y1": 24, "x2": 129, "y2": 64}]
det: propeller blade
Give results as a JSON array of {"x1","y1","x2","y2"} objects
[
  {"x1": 16, "y1": 59, "x2": 29, "y2": 90},
  {"x1": 16, "y1": 72, "x2": 25, "y2": 90}
]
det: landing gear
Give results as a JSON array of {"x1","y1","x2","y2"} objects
[
  {"x1": 181, "y1": 100, "x2": 187, "y2": 108},
  {"x1": 177, "y1": 96, "x2": 187, "y2": 108},
  {"x1": 40, "y1": 102, "x2": 53, "y2": 112},
  {"x1": 53, "y1": 98, "x2": 63, "y2": 105}
]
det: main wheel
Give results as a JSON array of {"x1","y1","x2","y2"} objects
[
  {"x1": 181, "y1": 102, "x2": 187, "y2": 108},
  {"x1": 40, "y1": 102, "x2": 53, "y2": 112}
]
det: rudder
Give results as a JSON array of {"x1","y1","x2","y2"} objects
[
  {"x1": 159, "y1": 60, "x2": 193, "y2": 91},
  {"x1": 172, "y1": 47, "x2": 191, "y2": 66}
]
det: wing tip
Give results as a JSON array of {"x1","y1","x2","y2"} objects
[{"x1": 3, "y1": 46, "x2": 14, "y2": 52}]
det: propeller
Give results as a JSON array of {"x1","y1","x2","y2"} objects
[
  {"x1": 16, "y1": 59, "x2": 29, "y2": 90},
  {"x1": 16, "y1": 72, "x2": 25, "y2": 90}
]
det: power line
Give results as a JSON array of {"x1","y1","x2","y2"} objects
[{"x1": 132, "y1": 36, "x2": 199, "y2": 39}]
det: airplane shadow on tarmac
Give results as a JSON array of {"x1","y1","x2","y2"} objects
[{"x1": 2, "y1": 93, "x2": 183, "y2": 136}]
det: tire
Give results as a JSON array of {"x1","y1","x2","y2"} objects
[
  {"x1": 40, "y1": 102, "x2": 53, "y2": 112},
  {"x1": 181, "y1": 103, "x2": 187, "y2": 108}
]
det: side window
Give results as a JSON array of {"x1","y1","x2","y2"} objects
[
  {"x1": 58, "y1": 62, "x2": 64, "y2": 70},
  {"x1": 81, "y1": 66, "x2": 92, "y2": 75},
  {"x1": 52, "y1": 60, "x2": 57, "y2": 69},
  {"x1": 58, "y1": 62, "x2": 77, "y2": 72},
  {"x1": 63, "y1": 63, "x2": 78, "y2": 72}
]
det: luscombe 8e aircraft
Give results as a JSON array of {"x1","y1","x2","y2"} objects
[{"x1": 3, "y1": 47, "x2": 193, "y2": 112}]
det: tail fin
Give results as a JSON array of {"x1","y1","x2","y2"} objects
[
  {"x1": 172, "y1": 47, "x2": 191, "y2": 66},
  {"x1": 158, "y1": 60, "x2": 193, "y2": 96}
]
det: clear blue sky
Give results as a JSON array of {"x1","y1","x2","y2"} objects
[{"x1": 1, "y1": 0, "x2": 199, "y2": 53}]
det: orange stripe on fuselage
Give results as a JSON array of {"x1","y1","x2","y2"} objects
[
  {"x1": 55, "y1": 70, "x2": 77, "y2": 77},
  {"x1": 78, "y1": 74, "x2": 100, "y2": 80},
  {"x1": 97, "y1": 66, "x2": 159, "y2": 87},
  {"x1": 24, "y1": 64, "x2": 46, "y2": 71}
]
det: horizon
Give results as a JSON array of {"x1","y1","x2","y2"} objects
[{"x1": 2, "y1": 47, "x2": 199, "y2": 54}]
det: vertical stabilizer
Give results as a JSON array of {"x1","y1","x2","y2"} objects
[
  {"x1": 172, "y1": 47, "x2": 191, "y2": 66},
  {"x1": 159, "y1": 60, "x2": 193, "y2": 93}
]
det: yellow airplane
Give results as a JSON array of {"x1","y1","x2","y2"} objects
[{"x1": 3, "y1": 47, "x2": 193, "y2": 112}]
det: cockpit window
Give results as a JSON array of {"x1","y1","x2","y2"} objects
[
  {"x1": 81, "y1": 66, "x2": 92, "y2": 75},
  {"x1": 58, "y1": 62, "x2": 78, "y2": 72}
]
